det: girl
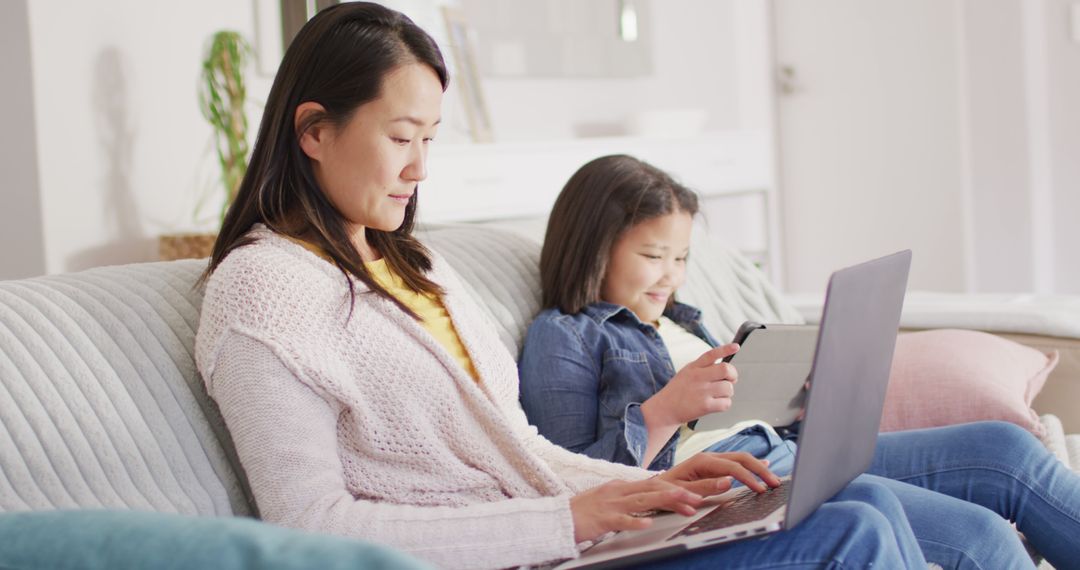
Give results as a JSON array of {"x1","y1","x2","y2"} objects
[
  {"x1": 195, "y1": 4, "x2": 927, "y2": 569},
  {"x1": 520, "y1": 153, "x2": 1080, "y2": 569}
]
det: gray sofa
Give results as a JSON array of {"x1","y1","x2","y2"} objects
[
  {"x1": 1, "y1": 224, "x2": 1076, "y2": 557},
  {"x1": 0, "y1": 223, "x2": 802, "y2": 518}
]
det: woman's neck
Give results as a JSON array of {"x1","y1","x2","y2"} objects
[
  {"x1": 283, "y1": 221, "x2": 382, "y2": 263},
  {"x1": 350, "y1": 226, "x2": 382, "y2": 262}
]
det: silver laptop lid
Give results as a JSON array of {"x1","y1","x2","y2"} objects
[{"x1": 784, "y1": 250, "x2": 911, "y2": 528}]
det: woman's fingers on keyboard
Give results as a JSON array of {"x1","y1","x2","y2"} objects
[
  {"x1": 618, "y1": 486, "x2": 703, "y2": 516},
  {"x1": 675, "y1": 476, "x2": 735, "y2": 497},
  {"x1": 659, "y1": 452, "x2": 779, "y2": 496},
  {"x1": 571, "y1": 478, "x2": 707, "y2": 540}
]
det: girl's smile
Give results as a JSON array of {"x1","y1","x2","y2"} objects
[{"x1": 600, "y1": 211, "x2": 693, "y2": 324}]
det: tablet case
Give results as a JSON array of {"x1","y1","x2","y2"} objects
[{"x1": 694, "y1": 324, "x2": 819, "y2": 430}]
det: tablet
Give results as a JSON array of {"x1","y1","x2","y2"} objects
[{"x1": 694, "y1": 323, "x2": 819, "y2": 430}]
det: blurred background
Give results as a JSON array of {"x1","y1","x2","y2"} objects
[{"x1": 2, "y1": 0, "x2": 1077, "y2": 295}]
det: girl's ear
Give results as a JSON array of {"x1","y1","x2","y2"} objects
[{"x1": 296, "y1": 101, "x2": 329, "y2": 161}]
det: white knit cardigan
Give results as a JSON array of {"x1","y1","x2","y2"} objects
[{"x1": 195, "y1": 227, "x2": 649, "y2": 569}]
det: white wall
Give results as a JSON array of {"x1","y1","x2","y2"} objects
[
  {"x1": 9, "y1": 0, "x2": 1076, "y2": 294},
  {"x1": 775, "y1": 0, "x2": 969, "y2": 293},
  {"x1": 14, "y1": 0, "x2": 752, "y2": 275},
  {"x1": 963, "y1": 0, "x2": 1035, "y2": 292},
  {"x1": 477, "y1": 0, "x2": 742, "y2": 141},
  {"x1": 0, "y1": 0, "x2": 46, "y2": 279},
  {"x1": 1046, "y1": 0, "x2": 1080, "y2": 293},
  {"x1": 957, "y1": 0, "x2": 1079, "y2": 294},
  {"x1": 775, "y1": 0, "x2": 1080, "y2": 295},
  {"x1": 25, "y1": 1, "x2": 272, "y2": 274}
]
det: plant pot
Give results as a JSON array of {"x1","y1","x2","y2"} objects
[{"x1": 158, "y1": 232, "x2": 217, "y2": 261}]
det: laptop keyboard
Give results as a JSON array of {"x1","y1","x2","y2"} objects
[{"x1": 672, "y1": 482, "x2": 790, "y2": 539}]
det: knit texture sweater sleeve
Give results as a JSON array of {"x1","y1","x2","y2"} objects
[
  {"x1": 498, "y1": 389, "x2": 654, "y2": 491},
  {"x1": 209, "y1": 331, "x2": 578, "y2": 569}
]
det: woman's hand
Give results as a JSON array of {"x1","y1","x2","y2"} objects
[
  {"x1": 641, "y1": 344, "x2": 740, "y2": 430},
  {"x1": 570, "y1": 452, "x2": 780, "y2": 543},
  {"x1": 570, "y1": 478, "x2": 704, "y2": 543},
  {"x1": 657, "y1": 451, "x2": 781, "y2": 496}
]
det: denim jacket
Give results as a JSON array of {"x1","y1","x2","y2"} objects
[{"x1": 518, "y1": 301, "x2": 719, "y2": 470}]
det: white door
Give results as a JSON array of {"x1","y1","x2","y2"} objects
[{"x1": 772, "y1": 0, "x2": 970, "y2": 294}]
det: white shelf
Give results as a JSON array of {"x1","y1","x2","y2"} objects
[
  {"x1": 421, "y1": 130, "x2": 773, "y2": 221},
  {"x1": 419, "y1": 129, "x2": 780, "y2": 281}
]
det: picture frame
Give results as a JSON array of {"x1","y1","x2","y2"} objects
[{"x1": 441, "y1": 5, "x2": 494, "y2": 143}]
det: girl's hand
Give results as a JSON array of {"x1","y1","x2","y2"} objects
[
  {"x1": 641, "y1": 344, "x2": 740, "y2": 429},
  {"x1": 569, "y1": 478, "x2": 704, "y2": 543}
]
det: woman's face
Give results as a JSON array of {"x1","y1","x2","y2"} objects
[
  {"x1": 300, "y1": 63, "x2": 443, "y2": 245},
  {"x1": 600, "y1": 211, "x2": 693, "y2": 325}
]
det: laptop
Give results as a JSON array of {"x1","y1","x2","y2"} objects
[{"x1": 556, "y1": 250, "x2": 911, "y2": 569}]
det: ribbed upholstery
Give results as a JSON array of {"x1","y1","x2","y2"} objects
[
  {"x1": 419, "y1": 225, "x2": 543, "y2": 356},
  {"x1": 1069, "y1": 435, "x2": 1080, "y2": 472},
  {"x1": 1042, "y1": 414, "x2": 1072, "y2": 469},
  {"x1": 678, "y1": 229, "x2": 805, "y2": 341},
  {"x1": 421, "y1": 223, "x2": 805, "y2": 353},
  {"x1": 0, "y1": 224, "x2": 811, "y2": 518},
  {"x1": 0, "y1": 260, "x2": 252, "y2": 516}
]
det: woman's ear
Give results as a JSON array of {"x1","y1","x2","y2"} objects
[{"x1": 296, "y1": 101, "x2": 329, "y2": 161}]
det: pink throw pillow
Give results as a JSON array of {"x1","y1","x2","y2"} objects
[{"x1": 881, "y1": 329, "x2": 1058, "y2": 437}]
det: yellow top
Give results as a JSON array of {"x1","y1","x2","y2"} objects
[
  {"x1": 286, "y1": 236, "x2": 479, "y2": 382},
  {"x1": 365, "y1": 258, "x2": 480, "y2": 382}
]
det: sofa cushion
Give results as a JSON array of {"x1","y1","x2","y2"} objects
[
  {"x1": 881, "y1": 329, "x2": 1058, "y2": 437},
  {"x1": 418, "y1": 224, "x2": 542, "y2": 357},
  {"x1": 677, "y1": 227, "x2": 805, "y2": 340},
  {"x1": 0, "y1": 510, "x2": 430, "y2": 570},
  {"x1": 0, "y1": 260, "x2": 251, "y2": 516},
  {"x1": 1040, "y1": 414, "x2": 1072, "y2": 469},
  {"x1": 1068, "y1": 435, "x2": 1080, "y2": 473}
]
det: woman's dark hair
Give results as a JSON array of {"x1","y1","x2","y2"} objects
[
  {"x1": 541, "y1": 154, "x2": 699, "y2": 314},
  {"x1": 201, "y1": 2, "x2": 448, "y2": 318}
]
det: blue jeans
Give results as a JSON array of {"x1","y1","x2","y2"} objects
[
  {"x1": 709, "y1": 421, "x2": 1080, "y2": 569},
  {"x1": 705, "y1": 424, "x2": 799, "y2": 482},
  {"x1": 631, "y1": 476, "x2": 926, "y2": 569},
  {"x1": 870, "y1": 422, "x2": 1080, "y2": 570}
]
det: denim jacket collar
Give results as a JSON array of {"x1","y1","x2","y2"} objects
[
  {"x1": 581, "y1": 300, "x2": 704, "y2": 329},
  {"x1": 525, "y1": 300, "x2": 714, "y2": 470}
]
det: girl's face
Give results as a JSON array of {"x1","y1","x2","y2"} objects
[
  {"x1": 600, "y1": 211, "x2": 693, "y2": 324},
  {"x1": 300, "y1": 63, "x2": 443, "y2": 246}
]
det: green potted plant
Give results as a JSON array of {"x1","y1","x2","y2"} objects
[{"x1": 159, "y1": 30, "x2": 251, "y2": 261}]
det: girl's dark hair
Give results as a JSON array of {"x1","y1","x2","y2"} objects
[
  {"x1": 201, "y1": 2, "x2": 448, "y2": 317},
  {"x1": 541, "y1": 154, "x2": 699, "y2": 314}
]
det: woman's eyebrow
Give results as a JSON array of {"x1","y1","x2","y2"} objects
[{"x1": 390, "y1": 116, "x2": 442, "y2": 126}]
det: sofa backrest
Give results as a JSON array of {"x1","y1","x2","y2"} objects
[
  {"x1": 420, "y1": 224, "x2": 804, "y2": 355},
  {"x1": 0, "y1": 259, "x2": 252, "y2": 516},
  {"x1": 0, "y1": 224, "x2": 801, "y2": 517}
]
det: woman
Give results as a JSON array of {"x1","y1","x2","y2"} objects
[
  {"x1": 195, "y1": 3, "x2": 928, "y2": 569},
  {"x1": 519, "y1": 153, "x2": 1080, "y2": 569}
]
